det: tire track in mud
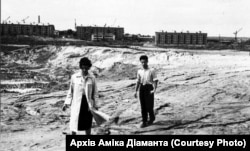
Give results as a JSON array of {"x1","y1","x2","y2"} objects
[
  {"x1": 198, "y1": 118, "x2": 250, "y2": 128},
  {"x1": 192, "y1": 79, "x2": 210, "y2": 85},
  {"x1": 132, "y1": 114, "x2": 212, "y2": 134},
  {"x1": 154, "y1": 103, "x2": 171, "y2": 115},
  {"x1": 207, "y1": 90, "x2": 226, "y2": 105},
  {"x1": 164, "y1": 74, "x2": 185, "y2": 80},
  {"x1": 163, "y1": 71, "x2": 216, "y2": 87}
]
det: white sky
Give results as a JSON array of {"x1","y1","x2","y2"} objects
[{"x1": 1, "y1": 0, "x2": 250, "y2": 37}]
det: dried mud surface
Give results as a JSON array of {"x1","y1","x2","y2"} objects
[{"x1": 1, "y1": 46, "x2": 250, "y2": 151}]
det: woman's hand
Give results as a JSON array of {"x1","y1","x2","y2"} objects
[
  {"x1": 89, "y1": 105, "x2": 99, "y2": 111},
  {"x1": 62, "y1": 104, "x2": 70, "y2": 111},
  {"x1": 134, "y1": 92, "x2": 138, "y2": 98}
]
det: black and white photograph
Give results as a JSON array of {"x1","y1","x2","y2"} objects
[{"x1": 1, "y1": 0, "x2": 250, "y2": 150}]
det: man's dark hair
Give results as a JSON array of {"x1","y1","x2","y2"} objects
[
  {"x1": 79, "y1": 57, "x2": 92, "y2": 69},
  {"x1": 139, "y1": 55, "x2": 148, "y2": 61}
]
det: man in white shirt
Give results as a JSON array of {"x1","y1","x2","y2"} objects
[{"x1": 134, "y1": 55, "x2": 158, "y2": 128}]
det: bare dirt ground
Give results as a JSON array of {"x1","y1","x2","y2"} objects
[{"x1": 1, "y1": 45, "x2": 250, "y2": 151}]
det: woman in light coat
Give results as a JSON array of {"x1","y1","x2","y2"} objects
[{"x1": 62, "y1": 57, "x2": 98, "y2": 135}]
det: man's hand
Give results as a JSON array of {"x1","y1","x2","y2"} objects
[
  {"x1": 62, "y1": 104, "x2": 69, "y2": 111},
  {"x1": 150, "y1": 89, "x2": 155, "y2": 94}
]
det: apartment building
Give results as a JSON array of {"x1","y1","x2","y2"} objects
[
  {"x1": 155, "y1": 31, "x2": 207, "y2": 46},
  {"x1": 0, "y1": 23, "x2": 55, "y2": 37}
]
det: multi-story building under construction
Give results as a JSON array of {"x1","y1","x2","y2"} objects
[
  {"x1": 155, "y1": 31, "x2": 207, "y2": 46},
  {"x1": 76, "y1": 26, "x2": 124, "y2": 41},
  {"x1": 0, "y1": 23, "x2": 55, "y2": 37}
]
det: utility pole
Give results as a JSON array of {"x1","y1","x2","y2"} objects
[
  {"x1": 75, "y1": 19, "x2": 77, "y2": 30},
  {"x1": 233, "y1": 28, "x2": 243, "y2": 42},
  {"x1": 103, "y1": 23, "x2": 107, "y2": 41}
]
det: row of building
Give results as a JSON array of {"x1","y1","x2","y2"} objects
[
  {"x1": 155, "y1": 32, "x2": 207, "y2": 46},
  {"x1": 0, "y1": 23, "x2": 55, "y2": 37},
  {"x1": 0, "y1": 23, "x2": 208, "y2": 45}
]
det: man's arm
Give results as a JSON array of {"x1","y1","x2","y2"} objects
[
  {"x1": 151, "y1": 69, "x2": 158, "y2": 94},
  {"x1": 134, "y1": 71, "x2": 140, "y2": 98},
  {"x1": 151, "y1": 80, "x2": 158, "y2": 94},
  {"x1": 134, "y1": 81, "x2": 140, "y2": 98}
]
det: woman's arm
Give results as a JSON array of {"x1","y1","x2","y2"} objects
[
  {"x1": 92, "y1": 77, "x2": 98, "y2": 109},
  {"x1": 62, "y1": 76, "x2": 74, "y2": 111}
]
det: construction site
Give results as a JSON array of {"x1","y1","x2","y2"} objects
[{"x1": 1, "y1": 3, "x2": 250, "y2": 151}]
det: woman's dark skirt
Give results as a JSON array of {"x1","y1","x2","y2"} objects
[{"x1": 78, "y1": 95, "x2": 93, "y2": 130}]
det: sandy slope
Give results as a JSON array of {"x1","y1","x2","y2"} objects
[{"x1": 1, "y1": 46, "x2": 250, "y2": 151}]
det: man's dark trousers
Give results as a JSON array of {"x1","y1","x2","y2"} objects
[{"x1": 139, "y1": 84, "x2": 155, "y2": 123}]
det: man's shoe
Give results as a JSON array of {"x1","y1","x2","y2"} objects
[
  {"x1": 140, "y1": 122, "x2": 147, "y2": 128},
  {"x1": 148, "y1": 118, "x2": 155, "y2": 125},
  {"x1": 148, "y1": 120, "x2": 154, "y2": 125}
]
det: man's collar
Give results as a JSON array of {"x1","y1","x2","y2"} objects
[
  {"x1": 76, "y1": 71, "x2": 92, "y2": 78},
  {"x1": 142, "y1": 67, "x2": 149, "y2": 70}
]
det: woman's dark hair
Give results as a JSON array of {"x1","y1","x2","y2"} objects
[
  {"x1": 139, "y1": 55, "x2": 148, "y2": 61},
  {"x1": 79, "y1": 57, "x2": 92, "y2": 69}
]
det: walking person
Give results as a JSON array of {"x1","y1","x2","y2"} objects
[
  {"x1": 134, "y1": 55, "x2": 158, "y2": 128},
  {"x1": 62, "y1": 57, "x2": 98, "y2": 135}
]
